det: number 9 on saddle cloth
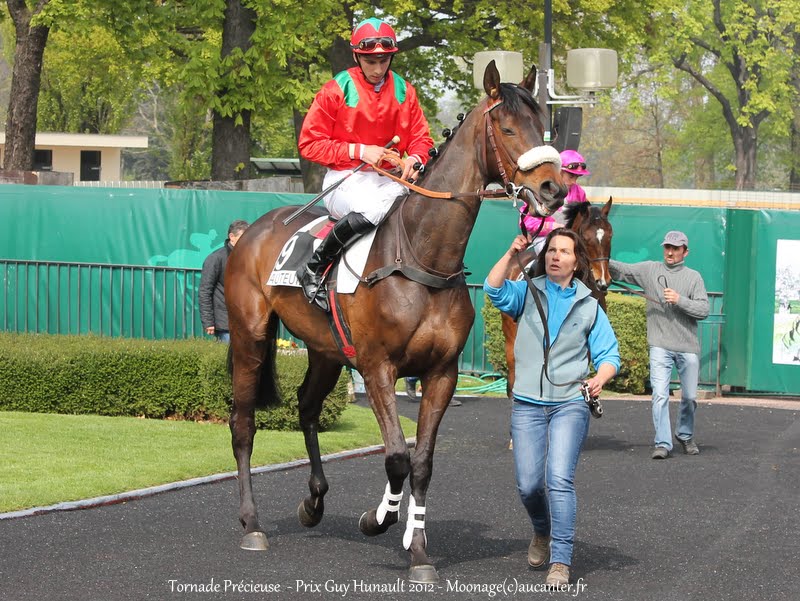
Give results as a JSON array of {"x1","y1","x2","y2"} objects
[{"x1": 267, "y1": 215, "x2": 376, "y2": 302}]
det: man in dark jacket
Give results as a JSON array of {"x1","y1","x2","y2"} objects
[{"x1": 199, "y1": 220, "x2": 249, "y2": 342}]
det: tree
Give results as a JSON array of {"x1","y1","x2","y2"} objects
[
  {"x1": 650, "y1": 0, "x2": 799, "y2": 190},
  {"x1": 210, "y1": 0, "x2": 256, "y2": 180},
  {"x1": 2, "y1": 0, "x2": 178, "y2": 171},
  {"x1": 4, "y1": 0, "x2": 653, "y2": 182},
  {"x1": 3, "y1": 0, "x2": 50, "y2": 171},
  {"x1": 37, "y1": 25, "x2": 140, "y2": 133}
]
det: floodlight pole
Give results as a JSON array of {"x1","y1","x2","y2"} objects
[{"x1": 537, "y1": 0, "x2": 553, "y2": 143}]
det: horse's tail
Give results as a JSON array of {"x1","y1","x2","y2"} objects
[{"x1": 256, "y1": 313, "x2": 282, "y2": 408}]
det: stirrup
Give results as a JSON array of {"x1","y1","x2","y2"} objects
[
  {"x1": 308, "y1": 284, "x2": 329, "y2": 312},
  {"x1": 299, "y1": 272, "x2": 329, "y2": 312}
]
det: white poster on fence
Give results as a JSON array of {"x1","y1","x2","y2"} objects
[{"x1": 773, "y1": 239, "x2": 800, "y2": 365}]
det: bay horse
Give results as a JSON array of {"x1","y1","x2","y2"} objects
[
  {"x1": 501, "y1": 198, "x2": 614, "y2": 394},
  {"x1": 223, "y1": 61, "x2": 567, "y2": 583}
]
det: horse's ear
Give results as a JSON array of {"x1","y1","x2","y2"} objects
[
  {"x1": 520, "y1": 65, "x2": 537, "y2": 92},
  {"x1": 483, "y1": 60, "x2": 501, "y2": 99},
  {"x1": 602, "y1": 196, "x2": 613, "y2": 217}
]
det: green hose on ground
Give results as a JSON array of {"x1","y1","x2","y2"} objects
[{"x1": 455, "y1": 373, "x2": 508, "y2": 395}]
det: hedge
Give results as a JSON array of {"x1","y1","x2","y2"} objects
[
  {"x1": 0, "y1": 334, "x2": 349, "y2": 430},
  {"x1": 481, "y1": 292, "x2": 649, "y2": 394}
]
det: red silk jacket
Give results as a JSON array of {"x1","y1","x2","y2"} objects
[{"x1": 298, "y1": 67, "x2": 434, "y2": 171}]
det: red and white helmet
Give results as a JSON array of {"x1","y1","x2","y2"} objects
[{"x1": 350, "y1": 18, "x2": 398, "y2": 54}]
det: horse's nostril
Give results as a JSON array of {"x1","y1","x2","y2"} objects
[{"x1": 540, "y1": 180, "x2": 567, "y2": 202}]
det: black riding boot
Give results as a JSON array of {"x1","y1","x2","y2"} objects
[{"x1": 297, "y1": 212, "x2": 375, "y2": 311}]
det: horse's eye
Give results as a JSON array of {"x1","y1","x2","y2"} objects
[{"x1": 501, "y1": 127, "x2": 514, "y2": 135}]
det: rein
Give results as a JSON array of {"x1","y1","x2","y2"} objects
[
  {"x1": 370, "y1": 165, "x2": 510, "y2": 200},
  {"x1": 370, "y1": 99, "x2": 552, "y2": 205}
]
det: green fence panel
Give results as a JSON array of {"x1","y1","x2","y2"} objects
[
  {"x1": 1, "y1": 260, "x2": 202, "y2": 338},
  {"x1": 723, "y1": 210, "x2": 800, "y2": 393}
]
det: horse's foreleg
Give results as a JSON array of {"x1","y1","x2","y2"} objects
[
  {"x1": 404, "y1": 366, "x2": 459, "y2": 584},
  {"x1": 296, "y1": 352, "x2": 343, "y2": 528},
  {"x1": 358, "y1": 448, "x2": 409, "y2": 536},
  {"x1": 358, "y1": 375, "x2": 410, "y2": 537}
]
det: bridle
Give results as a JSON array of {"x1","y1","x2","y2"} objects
[{"x1": 483, "y1": 99, "x2": 560, "y2": 215}]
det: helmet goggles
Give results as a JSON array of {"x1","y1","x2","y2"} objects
[{"x1": 352, "y1": 37, "x2": 397, "y2": 52}]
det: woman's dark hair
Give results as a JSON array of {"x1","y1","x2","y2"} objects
[{"x1": 533, "y1": 228, "x2": 593, "y2": 288}]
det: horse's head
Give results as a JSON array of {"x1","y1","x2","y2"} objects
[
  {"x1": 566, "y1": 197, "x2": 614, "y2": 291},
  {"x1": 480, "y1": 60, "x2": 567, "y2": 217}
]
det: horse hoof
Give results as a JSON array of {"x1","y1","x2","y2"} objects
[
  {"x1": 240, "y1": 531, "x2": 269, "y2": 551},
  {"x1": 358, "y1": 510, "x2": 396, "y2": 536},
  {"x1": 358, "y1": 511, "x2": 373, "y2": 535},
  {"x1": 409, "y1": 564, "x2": 439, "y2": 584},
  {"x1": 298, "y1": 499, "x2": 323, "y2": 528}
]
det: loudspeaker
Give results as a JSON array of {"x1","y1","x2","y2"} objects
[{"x1": 552, "y1": 107, "x2": 583, "y2": 152}]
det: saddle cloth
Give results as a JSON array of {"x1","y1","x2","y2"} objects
[{"x1": 266, "y1": 215, "x2": 377, "y2": 293}]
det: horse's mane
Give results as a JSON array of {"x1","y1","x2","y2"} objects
[
  {"x1": 420, "y1": 82, "x2": 544, "y2": 183},
  {"x1": 563, "y1": 201, "x2": 595, "y2": 230},
  {"x1": 498, "y1": 82, "x2": 544, "y2": 121}
]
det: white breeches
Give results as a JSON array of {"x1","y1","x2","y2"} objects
[{"x1": 323, "y1": 169, "x2": 408, "y2": 225}]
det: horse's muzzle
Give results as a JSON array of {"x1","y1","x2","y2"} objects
[{"x1": 524, "y1": 179, "x2": 567, "y2": 217}]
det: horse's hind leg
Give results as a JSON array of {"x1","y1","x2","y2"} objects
[
  {"x1": 229, "y1": 312, "x2": 279, "y2": 551},
  {"x1": 296, "y1": 350, "x2": 344, "y2": 528}
]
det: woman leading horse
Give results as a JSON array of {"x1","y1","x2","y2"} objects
[
  {"x1": 502, "y1": 198, "x2": 614, "y2": 394},
  {"x1": 223, "y1": 59, "x2": 567, "y2": 583}
]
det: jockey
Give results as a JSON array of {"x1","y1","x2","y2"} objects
[
  {"x1": 296, "y1": 17, "x2": 435, "y2": 311},
  {"x1": 520, "y1": 149, "x2": 590, "y2": 253}
]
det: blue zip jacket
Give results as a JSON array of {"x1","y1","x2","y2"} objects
[{"x1": 484, "y1": 275, "x2": 620, "y2": 404}]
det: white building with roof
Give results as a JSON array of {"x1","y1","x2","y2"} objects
[{"x1": 0, "y1": 132, "x2": 148, "y2": 183}]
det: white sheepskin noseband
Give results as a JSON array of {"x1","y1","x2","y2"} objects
[{"x1": 517, "y1": 145, "x2": 561, "y2": 171}]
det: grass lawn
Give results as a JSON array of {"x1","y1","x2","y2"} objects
[{"x1": 0, "y1": 405, "x2": 416, "y2": 513}]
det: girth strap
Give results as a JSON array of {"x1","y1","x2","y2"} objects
[{"x1": 364, "y1": 263, "x2": 465, "y2": 289}]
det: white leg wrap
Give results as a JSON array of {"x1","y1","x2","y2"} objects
[
  {"x1": 403, "y1": 496, "x2": 427, "y2": 550},
  {"x1": 375, "y1": 482, "x2": 403, "y2": 526}
]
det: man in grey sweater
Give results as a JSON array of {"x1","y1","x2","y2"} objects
[{"x1": 609, "y1": 230, "x2": 709, "y2": 459}]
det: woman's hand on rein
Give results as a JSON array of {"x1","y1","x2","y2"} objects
[{"x1": 507, "y1": 234, "x2": 531, "y2": 257}]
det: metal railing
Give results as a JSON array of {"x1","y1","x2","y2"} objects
[
  {"x1": 1, "y1": 260, "x2": 203, "y2": 339},
  {"x1": 0, "y1": 259, "x2": 723, "y2": 386},
  {"x1": 608, "y1": 288, "x2": 725, "y2": 393}
]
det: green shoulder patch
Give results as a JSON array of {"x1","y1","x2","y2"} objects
[
  {"x1": 391, "y1": 72, "x2": 408, "y2": 104},
  {"x1": 334, "y1": 71, "x2": 359, "y2": 108}
]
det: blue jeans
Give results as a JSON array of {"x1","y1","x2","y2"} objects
[
  {"x1": 649, "y1": 346, "x2": 699, "y2": 450},
  {"x1": 511, "y1": 399, "x2": 590, "y2": 566},
  {"x1": 214, "y1": 330, "x2": 230, "y2": 343}
]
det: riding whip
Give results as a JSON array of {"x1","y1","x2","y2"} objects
[{"x1": 282, "y1": 135, "x2": 401, "y2": 225}]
